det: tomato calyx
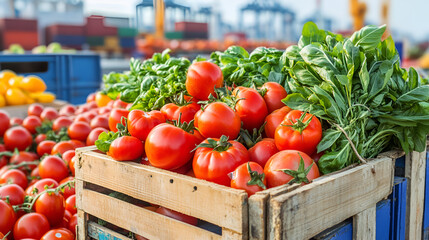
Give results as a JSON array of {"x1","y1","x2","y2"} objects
[
  {"x1": 246, "y1": 162, "x2": 267, "y2": 189},
  {"x1": 0, "y1": 151, "x2": 14, "y2": 158},
  {"x1": 237, "y1": 122, "x2": 266, "y2": 148},
  {"x1": 169, "y1": 114, "x2": 196, "y2": 133},
  {"x1": 96, "y1": 117, "x2": 130, "y2": 153},
  {"x1": 275, "y1": 153, "x2": 314, "y2": 185},
  {"x1": 169, "y1": 92, "x2": 194, "y2": 107},
  {"x1": 281, "y1": 112, "x2": 314, "y2": 134},
  {"x1": 194, "y1": 135, "x2": 232, "y2": 152}
]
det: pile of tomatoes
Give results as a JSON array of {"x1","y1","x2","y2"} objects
[{"x1": 96, "y1": 61, "x2": 323, "y2": 198}]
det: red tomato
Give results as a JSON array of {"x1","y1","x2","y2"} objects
[
  {"x1": 230, "y1": 162, "x2": 266, "y2": 196},
  {"x1": 274, "y1": 110, "x2": 322, "y2": 156},
  {"x1": 68, "y1": 140, "x2": 85, "y2": 149},
  {"x1": 84, "y1": 111, "x2": 97, "y2": 121},
  {"x1": 0, "y1": 166, "x2": 10, "y2": 178},
  {"x1": 108, "y1": 108, "x2": 129, "y2": 132},
  {"x1": 128, "y1": 110, "x2": 165, "y2": 141},
  {"x1": 27, "y1": 103, "x2": 44, "y2": 117},
  {"x1": 65, "y1": 195, "x2": 76, "y2": 215},
  {"x1": 22, "y1": 116, "x2": 42, "y2": 134},
  {"x1": 0, "y1": 110, "x2": 10, "y2": 136},
  {"x1": 0, "y1": 232, "x2": 6, "y2": 240},
  {"x1": 35, "y1": 191, "x2": 65, "y2": 226},
  {"x1": 194, "y1": 102, "x2": 241, "y2": 139},
  {"x1": 37, "y1": 140, "x2": 57, "y2": 156},
  {"x1": 86, "y1": 127, "x2": 108, "y2": 146},
  {"x1": 40, "y1": 107, "x2": 59, "y2": 122},
  {"x1": 193, "y1": 137, "x2": 249, "y2": 186},
  {"x1": 233, "y1": 87, "x2": 268, "y2": 131},
  {"x1": 10, "y1": 117, "x2": 23, "y2": 126},
  {"x1": 108, "y1": 136, "x2": 144, "y2": 161},
  {"x1": 13, "y1": 213, "x2": 50, "y2": 240},
  {"x1": 59, "y1": 105, "x2": 76, "y2": 117},
  {"x1": 10, "y1": 151, "x2": 37, "y2": 172},
  {"x1": 68, "y1": 214, "x2": 77, "y2": 235},
  {"x1": 112, "y1": 99, "x2": 128, "y2": 109},
  {"x1": 73, "y1": 115, "x2": 89, "y2": 123},
  {"x1": 261, "y1": 82, "x2": 288, "y2": 113},
  {"x1": 0, "y1": 184, "x2": 25, "y2": 205},
  {"x1": 27, "y1": 178, "x2": 58, "y2": 196},
  {"x1": 4, "y1": 126, "x2": 32, "y2": 151},
  {"x1": 30, "y1": 167, "x2": 39, "y2": 179},
  {"x1": 264, "y1": 106, "x2": 292, "y2": 138},
  {"x1": 97, "y1": 107, "x2": 112, "y2": 115},
  {"x1": 0, "y1": 200, "x2": 16, "y2": 233},
  {"x1": 64, "y1": 210, "x2": 72, "y2": 221},
  {"x1": 311, "y1": 151, "x2": 324, "y2": 164},
  {"x1": 161, "y1": 102, "x2": 200, "y2": 124},
  {"x1": 69, "y1": 157, "x2": 76, "y2": 176},
  {"x1": 38, "y1": 156, "x2": 69, "y2": 182},
  {"x1": 86, "y1": 93, "x2": 96, "y2": 103},
  {"x1": 156, "y1": 207, "x2": 198, "y2": 226},
  {"x1": 35, "y1": 134, "x2": 47, "y2": 144},
  {"x1": 264, "y1": 150, "x2": 320, "y2": 188},
  {"x1": 41, "y1": 229, "x2": 74, "y2": 240},
  {"x1": 51, "y1": 142, "x2": 75, "y2": 156},
  {"x1": 59, "y1": 177, "x2": 75, "y2": 200},
  {"x1": 248, "y1": 138, "x2": 279, "y2": 168},
  {"x1": 186, "y1": 61, "x2": 223, "y2": 100},
  {"x1": 90, "y1": 115, "x2": 109, "y2": 129},
  {"x1": 0, "y1": 169, "x2": 28, "y2": 189},
  {"x1": 145, "y1": 123, "x2": 199, "y2": 170},
  {"x1": 68, "y1": 121, "x2": 91, "y2": 141},
  {"x1": 62, "y1": 150, "x2": 75, "y2": 167},
  {"x1": 74, "y1": 106, "x2": 88, "y2": 115},
  {"x1": 52, "y1": 117, "x2": 72, "y2": 132}
]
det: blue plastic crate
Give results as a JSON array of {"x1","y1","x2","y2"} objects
[
  {"x1": 52, "y1": 35, "x2": 86, "y2": 46},
  {"x1": 0, "y1": 54, "x2": 101, "y2": 104},
  {"x1": 119, "y1": 37, "x2": 135, "y2": 48}
]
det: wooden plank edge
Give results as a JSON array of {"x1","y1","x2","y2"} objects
[{"x1": 353, "y1": 204, "x2": 376, "y2": 240}]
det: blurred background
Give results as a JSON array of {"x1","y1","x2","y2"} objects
[{"x1": 0, "y1": 0, "x2": 428, "y2": 75}]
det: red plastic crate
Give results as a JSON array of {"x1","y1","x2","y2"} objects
[
  {"x1": 0, "y1": 18, "x2": 38, "y2": 31},
  {"x1": 175, "y1": 22, "x2": 208, "y2": 33},
  {"x1": 2, "y1": 31, "x2": 39, "y2": 50},
  {"x1": 46, "y1": 24, "x2": 85, "y2": 36}
]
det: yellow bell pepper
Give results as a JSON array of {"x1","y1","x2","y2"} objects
[{"x1": 20, "y1": 75, "x2": 47, "y2": 93}]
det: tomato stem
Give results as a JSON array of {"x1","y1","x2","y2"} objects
[
  {"x1": 281, "y1": 112, "x2": 313, "y2": 135},
  {"x1": 237, "y1": 122, "x2": 266, "y2": 149},
  {"x1": 246, "y1": 162, "x2": 266, "y2": 190},
  {"x1": 275, "y1": 153, "x2": 314, "y2": 185},
  {"x1": 2, "y1": 231, "x2": 10, "y2": 240},
  {"x1": 193, "y1": 135, "x2": 232, "y2": 152}
]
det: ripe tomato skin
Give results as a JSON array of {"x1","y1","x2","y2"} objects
[
  {"x1": 69, "y1": 140, "x2": 85, "y2": 149},
  {"x1": 22, "y1": 115, "x2": 42, "y2": 134},
  {"x1": 51, "y1": 141, "x2": 75, "y2": 156},
  {"x1": 27, "y1": 103, "x2": 44, "y2": 117},
  {"x1": 4, "y1": 126, "x2": 32, "y2": 151},
  {"x1": 73, "y1": 114, "x2": 89, "y2": 123},
  {"x1": 0, "y1": 184, "x2": 25, "y2": 205},
  {"x1": 108, "y1": 136, "x2": 144, "y2": 161},
  {"x1": 108, "y1": 108, "x2": 129, "y2": 132},
  {"x1": 0, "y1": 169, "x2": 28, "y2": 189},
  {"x1": 37, "y1": 140, "x2": 57, "y2": 157},
  {"x1": 127, "y1": 110, "x2": 165, "y2": 141},
  {"x1": 40, "y1": 107, "x2": 59, "y2": 122},
  {"x1": 261, "y1": 82, "x2": 288, "y2": 113},
  {"x1": 86, "y1": 127, "x2": 108, "y2": 146},
  {"x1": 10, "y1": 151, "x2": 37, "y2": 172},
  {"x1": 90, "y1": 115, "x2": 109, "y2": 129},
  {"x1": 68, "y1": 214, "x2": 77, "y2": 235},
  {"x1": 98, "y1": 106, "x2": 112, "y2": 115},
  {"x1": 39, "y1": 156, "x2": 69, "y2": 182},
  {"x1": 35, "y1": 134, "x2": 47, "y2": 144},
  {"x1": 230, "y1": 162, "x2": 266, "y2": 196},
  {"x1": 248, "y1": 138, "x2": 279, "y2": 168},
  {"x1": 52, "y1": 117, "x2": 72, "y2": 132},
  {"x1": 0, "y1": 110, "x2": 10, "y2": 136},
  {"x1": 233, "y1": 87, "x2": 268, "y2": 132},
  {"x1": 62, "y1": 150, "x2": 75, "y2": 167},
  {"x1": 35, "y1": 191, "x2": 65, "y2": 226},
  {"x1": 264, "y1": 106, "x2": 292, "y2": 138},
  {"x1": 274, "y1": 110, "x2": 322, "y2": 156},
  {"x1": 84, "y1": 110, "x2": 97, "y2": 121},
  {"x1": 264, "y1": 150, "x2": 320, "y2": 188},
  {"x1": 27, "y1": 178, "x2": 58, "y2": 196},
  {"x1": 68, "y1": 121, "x2": 91, "y2": 142},
  {"x1": 59, "y1": 177, "x2": 75, "y2": 200},
  {"x1": 59, "y1": 105, "x2": 76, "y2": 117},
  {"x1": 86, "y1": 93, "x2": 96, "y2": 103},
  {"x1": 193, "y1": 138, "x2": 249, "y2": 186},
  {"x1": 0, "y1": 200, "x2": 16, "y2": 233},
  {"x1": 41, "y1": 229, "x2": 74, "y2": 240},
  {"x1": 145, "y1": 124, "x2": 199, "y2": 170},
  {"x1": 95, "y1": 92, "x2": 112, "y2": 107},
  {"x1": 156, "y1": 207, "x2": 198, "y2": 226},
  {"x1": 161, "y1": 102, "x2": 200, "y2": 124},
  {"x1": 13, "y1": 213, "x2": 50, "y2": 240},
  {"x1": 10, "y1": 117, "x2": 23, "y2": 126},
  {"x1": 69, "y1": 156, "x2": 76, "y2": 176},
  {"x1": 194, "y1": 102, "x2": 241, "y2": 139},
  {"x1": 65, "y1": 195, "x2": 76, "y2": 215},
  {"x1": 186, "y1": 61, "x2": 223, "y2": 100},
  {"x1": 112, "y1": 99, "x2": 128, "y2": 109}
]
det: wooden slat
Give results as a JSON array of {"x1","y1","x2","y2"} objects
[
  {"x1": 80, "y1": 189, "x2": 223, "y2": 240},
  {"x1": 353, "y1": 204, "x2": 376, "y2": 240},
  {"x1": 405, "y1": 150, "x2": 427, "y2": 240},
  {"x1": 75, "y1": 149, "x2": 248, "y2": 235},
  {"x1": 249, "y1": 193, "x2": 268, "y2": 240},
  {"x1": 267, "y1": 157, "x2": 394, "y2": 240},
  {"x1": 77, "y1": 209, "x2": 88, "y2": 240},
  {"x1": 87, "y1": 222, "x2": 133, "y2": 240}
]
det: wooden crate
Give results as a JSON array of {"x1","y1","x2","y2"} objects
[
  {"x1": 0, "y1": 100, "x2": 68, "y2": 118},
  {"x1": 75, "y1": 146, "x2": 397, "y2": 240}
]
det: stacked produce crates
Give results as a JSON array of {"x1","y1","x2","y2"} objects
[
  {"x1": 118, "y1": 27, "x2": 137, "y2": 54},
  {"x1": 45, "y1": 24, "x2": 86, "y2": 50},
  {"x1": 0, "y1": 18, "x2": 39, "y2": 50},
  {"x1": 165, "y1": 22, "x2": 208, "y2": 40}
]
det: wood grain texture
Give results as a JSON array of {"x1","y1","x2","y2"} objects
[
  {"x1": 267, "y1": 157, "x2": 393, "y2": 240},
  {"x1": 405, "y1": 150, "x2": 427, "y2": 240},
  {"x1": 87, "y1": 222, "x2": 133, "y2": 240},
  {"x1": 77, "y1": 209, "x2": 88, "y2": 240},
  {"x1": 353, "y1": 205, "x2": 376, "y2": 240},
  {"x1": 80, "y1": 189, "x2": 224, "y2": 240},
  {"x1": 75, "y1": 149, "x2": 248, "y2": 236}
]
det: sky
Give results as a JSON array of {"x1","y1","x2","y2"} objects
[{"x1": 84, "y1": 0, "x2": 429, "y2": 42}]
